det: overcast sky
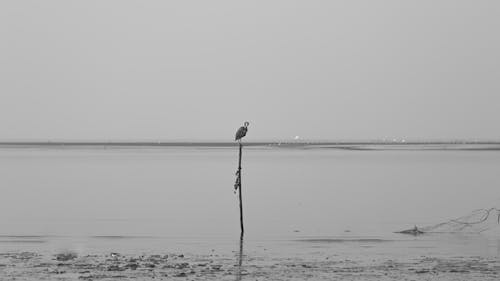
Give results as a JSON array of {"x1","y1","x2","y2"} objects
[{"x1": 1, "y1": 1, "x2": 499, "y2": 141}]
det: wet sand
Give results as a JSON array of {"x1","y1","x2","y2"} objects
[{"x1": 1, "y1": 249, "x2": 499, "y2": 280}]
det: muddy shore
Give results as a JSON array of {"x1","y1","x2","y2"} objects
[{"x1": 1, "y1": 250, "x2": 499, "y2": 281}]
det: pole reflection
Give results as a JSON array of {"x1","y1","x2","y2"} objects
[{"x1": 235, "y1": 236, "x2": 244, "y2": 281}]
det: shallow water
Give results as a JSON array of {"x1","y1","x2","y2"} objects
[{"x1": 0, "y1": 144, "x2": 499, "y2": 259}]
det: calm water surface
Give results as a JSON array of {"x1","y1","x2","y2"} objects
[{"x1": 0, "y1": 145, "x2": 499, "y2": 257}]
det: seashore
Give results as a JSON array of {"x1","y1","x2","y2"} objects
[{"x1": 0, "y1": 249, "x2": 499, "y2": 280}]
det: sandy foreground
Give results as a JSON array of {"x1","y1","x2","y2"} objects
[{"x1": 1, "y1": 250, "x2": 499, "y2": 281}]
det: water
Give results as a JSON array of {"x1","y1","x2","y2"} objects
[{"x1": 0, "y1": 144, "x2": 499, "y2": 258}]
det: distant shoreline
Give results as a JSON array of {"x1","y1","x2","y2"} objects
[{"x1": 1, "y1": 141, "x2": 500, "y2": 150}]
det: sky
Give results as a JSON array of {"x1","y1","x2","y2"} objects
[{"x1": 1, "y1": 1, "x2": 499, "y2": 141}]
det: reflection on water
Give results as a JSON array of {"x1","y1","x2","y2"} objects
[{"x1": 235, "y1": 237, "x2": 244, "y2": 281}]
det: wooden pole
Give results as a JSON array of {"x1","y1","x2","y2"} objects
[{"x1": 238, "y1": 142, "x2": 244, "y2": 237}]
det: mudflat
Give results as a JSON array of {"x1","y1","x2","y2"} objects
[{"x1": 1, "y1": 250, "x2": 499, "y2": 280}]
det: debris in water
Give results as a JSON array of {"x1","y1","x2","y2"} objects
[
  {"x1": 55, "y1": 252, "x2": 78, "y2": 261},
  {"x1": 397, "y1": 225, "x2": 424, "y2": 235},
  {"x1": 397, "y1": 208, "x2": 500, "y2": 234}
]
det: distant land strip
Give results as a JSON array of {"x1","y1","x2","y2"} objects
[{"x1": 0, "y1": 141, "x2": 500, "y2": 149}]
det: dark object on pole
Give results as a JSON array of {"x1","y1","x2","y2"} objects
[{"x1": 234, "y1": 122, "x2": 249, "y2": 238}]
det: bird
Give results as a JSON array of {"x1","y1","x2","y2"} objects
[{"x1": 235, "y1": 122, "x2": 249, "y2": 142}]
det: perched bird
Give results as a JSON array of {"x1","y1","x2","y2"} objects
[{"x1": 235, "y1": 122, "x2": 249, "y2": 142}]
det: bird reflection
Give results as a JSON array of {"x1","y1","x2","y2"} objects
[{"x1": 235, "y1": 237, "x2": 244, "y2": 281}]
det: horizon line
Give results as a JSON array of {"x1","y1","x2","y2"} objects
[{"x1": 1, "y1": 140, "x2": 500, "y2": 147}]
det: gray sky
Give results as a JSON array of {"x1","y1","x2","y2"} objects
[{"x1": 1, "y1": 1, "x2": 499, "y2": 141}]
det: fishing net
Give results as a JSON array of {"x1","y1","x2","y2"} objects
[{"x1": 398, "y1": 208, "x2": 500, "y2": 234}]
